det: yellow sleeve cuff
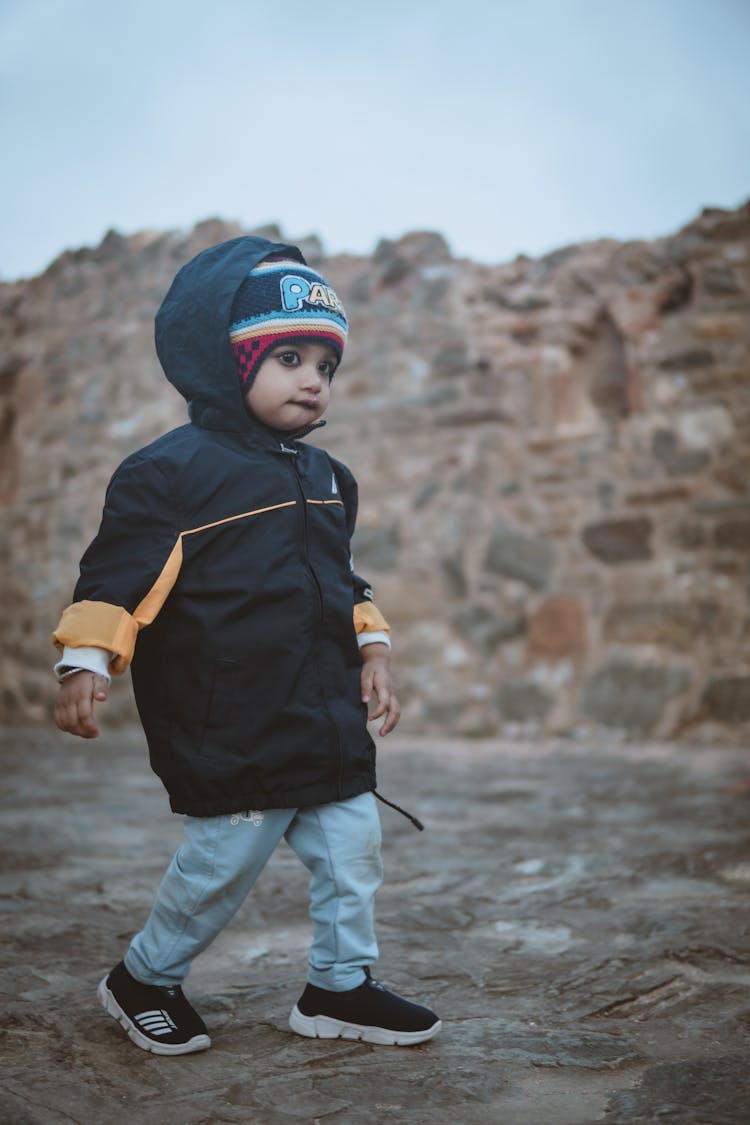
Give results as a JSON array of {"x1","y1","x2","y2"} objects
[
  {"x1": 51, "y1": 600, "x2": 138, "y2": 676},
  {"x1": 353, "y1": 601, "x2": 391, "y2": 636},
  {"x1": 54, "y1": 593, "x2": 390, "y2": 673}
]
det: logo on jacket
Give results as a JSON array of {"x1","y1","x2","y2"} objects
[{"x1": 281, "y1": 275, "x2": 344, "y2": 315}]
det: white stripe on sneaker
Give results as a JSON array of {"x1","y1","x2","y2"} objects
[{"x1": 134, "y1": 1008, "x2": 177, "y2": 1036}]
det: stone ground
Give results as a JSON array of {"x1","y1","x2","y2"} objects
[{"x1": 2, "y1": 727, "x2": 750, "y2": 1124}]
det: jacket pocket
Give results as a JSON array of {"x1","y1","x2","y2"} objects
[{"x1": 200, "y1": 659, "x2": 241, "y2": 754}]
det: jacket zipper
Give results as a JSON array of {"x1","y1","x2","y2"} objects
[
  {"x1": 280, "y1": 445, "x2": 345, "y2": 796},
  {"x1": 281, "y1": 446, "x2": 325, "y2": 621}
]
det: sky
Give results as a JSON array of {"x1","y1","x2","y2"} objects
[{"x1": 1, "y1": 0, "x2": 749, "y2": 279}]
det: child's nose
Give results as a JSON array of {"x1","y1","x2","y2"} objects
[{"x1": 301, "y1": 364, "x2": 324, "y2": 390}]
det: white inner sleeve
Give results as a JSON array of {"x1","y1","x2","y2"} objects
[
  {"x1": 357, "y1": 631, "x2": 391, "y2": 649},
  {"x1": 54, "y1": 645, "x2": 112, "y2": 683}
]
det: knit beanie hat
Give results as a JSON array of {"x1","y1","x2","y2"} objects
[{"x1": 229, "y1": 255, "x2": 348, "y2": 390}]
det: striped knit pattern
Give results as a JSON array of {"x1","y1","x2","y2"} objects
[{"x1": 230, "y1": 257, "x2": 347, "y2": 389}]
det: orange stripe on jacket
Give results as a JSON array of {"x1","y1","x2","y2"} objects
[
  {"x1": 52, "y1": 499, "x2": 390, "y2": 672},
  {"x1": 53, "y1": 501, "x2": 296, "y2": 673}
]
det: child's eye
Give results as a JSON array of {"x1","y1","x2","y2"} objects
[
  {"x1": 319, "y1": 361, "x2": 335, "y2": 379},
  {"x1": 277, "y1": 351, "x2": 299, "y2": 367}
]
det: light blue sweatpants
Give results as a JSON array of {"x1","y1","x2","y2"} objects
[{"x1": 124, "y1": 792, "x2": 383, "y2": 993}]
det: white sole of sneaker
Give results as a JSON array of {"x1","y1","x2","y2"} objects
[
  {"x1": 97, "y1": 976, "x2": 212, "y2": 1056},
  {"x1": 288, "y1": 1005, "x2": 442, "y2": 1046}
]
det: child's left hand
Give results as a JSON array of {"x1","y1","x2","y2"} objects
[{"x1": 360, "y1": 643, "x2": 401, "y2": 736}]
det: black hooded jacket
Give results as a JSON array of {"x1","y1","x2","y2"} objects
[{"x1": 53, "y1": 237, "x2": 385, "y2": 816}]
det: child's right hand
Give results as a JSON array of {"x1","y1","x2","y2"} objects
[{"x1": 54, "y1": 671, "x2": 110, "y2": 739}]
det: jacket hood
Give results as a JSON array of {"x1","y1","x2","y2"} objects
[{"x1": 155, "y1": 235, "x2": 306, "y2": 432}]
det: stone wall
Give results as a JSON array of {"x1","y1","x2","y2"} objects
[{"x1": 1, "y1": 205, "x2": 749, "y2": 739}]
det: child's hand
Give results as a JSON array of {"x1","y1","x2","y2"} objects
[
  {"x1": 360, "y1": 643, "x2": 401, "y2": 737},
  {"x1": 54, "y1": 671, "x2": 110, "y2": 739}
]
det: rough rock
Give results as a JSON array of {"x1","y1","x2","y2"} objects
[
  {"x1": 581, "y1": 518, "x2": 654, "y2": 564},
  {"x1": 1, "y1": 201, "x2": 750, "y2": 739},
  {"x1": 527, "y1": 596, "x2": 587, "y2": 661},
  {"x1": 582, "y1": 659, "x2": 691, "y2": 734},
  {"x1": 701, "y1": 676, "x2": 750, "y2": 724},
  {"x1": 485, "y1": 521, "x2": 555, "y2": 590},
  {"x1": 3, "y1": 729, "x2": 750, "y2": 1124}
]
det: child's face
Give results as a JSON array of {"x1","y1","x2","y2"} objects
[{"x1": 243, "y1": 341, "x2": 337, "y2": 431}]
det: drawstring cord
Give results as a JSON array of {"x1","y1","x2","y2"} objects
[{"x1": 374, "y1": 791, "x2": 424, "y2": 831}]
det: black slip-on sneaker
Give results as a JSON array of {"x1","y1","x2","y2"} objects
[
  {"x1": 97, "y1": 960, "x2": 211, "y2": 1055},
  {"x1": 289, "y1": 969, "x2": 441, "y2": 1046}
]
